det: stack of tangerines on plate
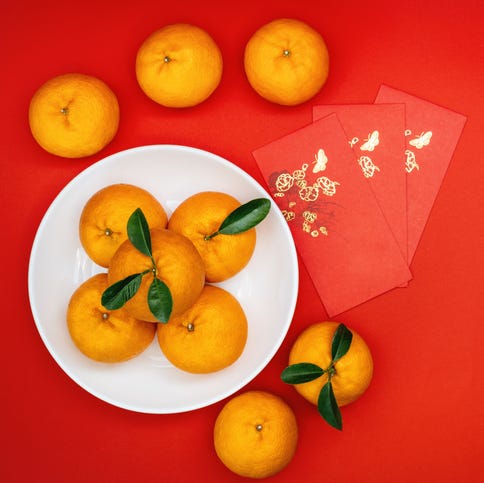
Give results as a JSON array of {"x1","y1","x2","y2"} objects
[{"x1": 67, "y1": 183, "x2": 270, "y2": 373}]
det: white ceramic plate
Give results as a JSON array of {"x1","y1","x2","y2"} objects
[{"x1": 28, "y1": 145, "x2": 298, "y2": 413}]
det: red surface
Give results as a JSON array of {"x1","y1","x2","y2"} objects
[{"x1": 2, "y1": 0, "x2": 483, "y2": 481}]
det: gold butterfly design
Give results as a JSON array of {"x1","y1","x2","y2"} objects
[
  {"x1": 312, "y1": 148, "x2": 328, "y2": 173},
  {"x1": 409, "y1": 131, "x2": 432, "y2": 149},
  {"x1": 360, "y1": 130, "x2": 380, "y2": 152}
]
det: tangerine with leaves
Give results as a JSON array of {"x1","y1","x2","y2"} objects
[
  {"x1": 213, "y1": 390, "x2": 298, "y2": 479},
  {"x1": 168, "y1": 192, "x2": 271, "y2": 282},
  {"x1": 136, "y1": 23, "x2": 223, "y2": 108},
  {"x1": 244, "y1": 18, "x2": 330, "y2": 106},
  {"x1": 281, "y1": 321, "x2": 373, "y2": 430},
  {"x1": 29, "y1": 73, "x2": 120, "y2": 158},
  {"x1": 104, "y1": 209, "x2": 205, "y2": 323},
  {"x1": 80, "y1": 183, "x2": 168, "y2": 268},
  {"x1": 157, "y1": 284, "x2": 247, "y2": 373},
  {"x1": 67, "y1": 273, "x2": 156, "y2": 362}
]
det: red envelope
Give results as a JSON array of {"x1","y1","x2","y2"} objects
[
  {"x1": 313, "y1": 104, "x2": 408, "y2": 262},
  {"x1": 375, "y1": 85, "x2": 467, "y2": 263},
  {"x1": 252, "y1": 114, "x2": 412, "y2": 317}
]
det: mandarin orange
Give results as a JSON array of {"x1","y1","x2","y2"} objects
[
  {"x1": 67, "y1": 273, "x2": 156, "y2": 362},
  {"x1": 157, "y1": 284, "x2": 247, "y2": 373},
  {"x1": 108, "y1": 228, "x2": 205, "y2": 322},
  {"x1": 136, "y1": 23, "x2": 223, "y2": 107},
  {"x1": 79, "y1": 184, "x2": 168, "y2": 268},
  {"x1": 244, "y1": 18, "x2": 329, "y2": 105},
  {"x1": 29, "y1": 73, "x2": 119, "y2": 158},
  {"x1": 214, "y1": 390, "x2": 298, "y2": 478},
  {"x1": 167, "y1": 191, "x2": 256, "y2": 282},
  {"x1": 288, "y1": 321, "x2": 373, "y2": 407}
]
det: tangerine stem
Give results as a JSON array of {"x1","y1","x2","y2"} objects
[
  {"x1": 204, "y1": 231, "x2": 218, "y2": 241},
  {"x1": 326, "y1": 363, "x2": 336, "y2": 380}
]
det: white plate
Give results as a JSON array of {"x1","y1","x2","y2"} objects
[{"x1": 28, "y1": 145, "x2": 299, "y2": 413}]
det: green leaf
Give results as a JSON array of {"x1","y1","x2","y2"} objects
[
  {"x1": 318, "y1": 381, "x2": 343, "y2": 430},
  {"x1": 331, "y1": 323, "x2": 353, "y2": 362},
  {"x1": 101, "y1": 273, "x2": 143, "y2": 310},
  {"x1": 206, "y1": 198, "x2": 271, "y2": 239},
  {"x1": 219, "y1": 198, "x2": 271, "y2": 234},
  {"x1": 148, "y1": 277, "x2": 173, "y2": 323},
  {"x1": 127, "y1": 208, "x2": 152, "y2": 257},
  {"x1": 281, "y1": 363, "x2": 324, "y2": 384}
]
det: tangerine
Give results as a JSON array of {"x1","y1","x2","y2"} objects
[
  {"x1": 157, "y1": 284, "x2": 247, "y2": 373},
  {"x1": 79, "y1": 184, "x2": 168, "y2": 268},
  {"x1": 288, "y1": 321, "x2": 373, "y2": 407},
  {"x1": 136, "y1": 23, "x2": 223, "y2": 107},
  {"x1": 29, "y1": 73, "x2": 119, "y2": 158},
  {"x1": 244, "y1": 18, "x2": 329, "y2": 105},
  {"x1": 214, "y1": 390, "x2": 298, "y2": 478},
  {"x1": 167, "y1": 191, "x2": 256, "y2": 282},
  {"x1": 107, "y1": 228, "x2": 205, "y2": 322},
  {"x1": 67, "y1": 274, "x2": 156, "y2": 362}
]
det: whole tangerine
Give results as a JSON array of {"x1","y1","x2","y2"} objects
[
  {"x1": 29, "y1": 73, "x2": 120, "y2": 158},
  {"x1": 167, "y1": 191, "x2": 257, "y2": 283},
  {"x1": 79, "y1": 184, "x2": 168, "y2": 268},
  {"x1": 136, "y1": 23, "x2": 223, "y2": 108},
  {"x1": 244, "y1": 18, "x2": 329, "y2": 105},
  {"x1": 214, "y1": 390, "x2": 298, "y2": 478},
  {"x1": 67, "y1": 274, "x2": 156, "y2": 362},
  {"x1": 157, "y1": 284, "x2": 248, "y2": 374},
  {"x1": 108, "y1": 228, "x2": 205, "y2": 322},
  {"x1": 289, "y1": 321, "x2": 373, "y2": 407}
]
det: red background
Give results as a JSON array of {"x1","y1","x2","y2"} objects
[{"x1": 2, "y1": 0, "x2": 483, "y2": 481}]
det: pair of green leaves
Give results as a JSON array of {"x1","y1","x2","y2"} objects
[
  {"x1": 101, "y1": 197, "x2": 271, "y2": 323},
  {"x1": 101, "y1": 208, "x2": 173, "y2": 322},
  {"x1": 281, "y1": 323, "x2": 353, "y2": 430}
]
